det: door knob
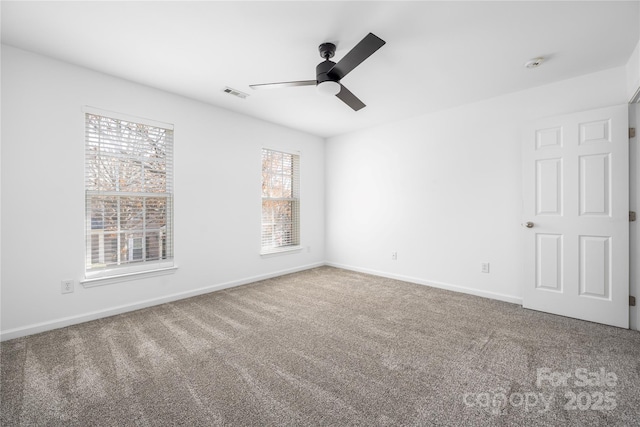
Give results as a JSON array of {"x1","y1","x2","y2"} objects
[{"x1": 524, "y1": 222, "x2": 534, "y2": 228}]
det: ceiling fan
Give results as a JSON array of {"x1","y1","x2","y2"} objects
[{"x1": 249, "y1": 33, "x2": 386, "y2": 111}]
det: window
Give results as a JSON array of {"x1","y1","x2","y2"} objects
[
  {"x1": 261, "y1": 148, "x2": 300, "y2": 254},
  {"x1": 84, "y1": 108, "x2": 174, "y2": 280}
]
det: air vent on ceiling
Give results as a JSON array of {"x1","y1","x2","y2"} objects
[{"x1": 223, "y1": 87, "x2": 249, "y2": 99}]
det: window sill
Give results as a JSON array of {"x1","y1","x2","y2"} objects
[
  {"x1": 260, "y1": 246, "x2": 303, "y2": 257},
  {"x1": 81, "y1": 266, "x2": 178, "y2": 288}
]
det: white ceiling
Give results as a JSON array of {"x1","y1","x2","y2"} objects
[{"x1": 2, "y1": 1, "x2": 639, "y2": 138}]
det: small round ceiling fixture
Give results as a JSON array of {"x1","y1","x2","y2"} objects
[{"x1": 524, "y1": 57, "x2": 545, "y2": 69}]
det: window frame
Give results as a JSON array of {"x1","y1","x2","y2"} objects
[
  {"x1": 260, "y1": 147, "x2": 302, "y2": 256},
  {"x1": 82, "y1": 106, "x2": 175, "y2": 286}
]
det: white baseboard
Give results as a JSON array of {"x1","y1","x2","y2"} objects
[
  {"x1": 325, "y1": 262, "x2": 523, "y2": 305},
  {"x1": 0, "y1": 262, "x2": 324, "y2": 342}
]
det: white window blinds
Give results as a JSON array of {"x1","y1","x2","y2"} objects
[
  {"x1": 261, "y1": 148, "x2": 300, "y2": 254},
  {"x1": 85, "y1": 109, "x2": 174, "y2": 277}
]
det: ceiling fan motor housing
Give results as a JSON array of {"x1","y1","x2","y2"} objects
[
  {"x1": 317, "y1": 43, "x2": 338, "y2": 84},
  {"x1": 316, "y1": 59, "x2": 338, "y2": 84}
]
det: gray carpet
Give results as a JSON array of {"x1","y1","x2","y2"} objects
[{"x1": 1, "y1": 266, "x2": 639, "y2": 426}]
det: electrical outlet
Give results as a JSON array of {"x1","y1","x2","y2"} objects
[
  {"x1": 391, "y1": 252, "x2": 398, "y2": 261},
  {"x1": 61, "y1": 280, "x2": 74, "y2": 294},
  {"x1": 481, "y1": 263, "x2": 490, "y2": 274}
]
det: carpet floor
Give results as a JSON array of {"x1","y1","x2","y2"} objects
[{"x1": 1, "y1": 266, "x2": 639, "y2": 426}]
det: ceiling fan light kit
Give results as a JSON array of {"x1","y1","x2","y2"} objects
[
  {"x1": 250, "y1": 33, "x2": 386, "y2": 111},
  {"x1": 317, "y1": 80, "x2": 341, "y2": 96}
]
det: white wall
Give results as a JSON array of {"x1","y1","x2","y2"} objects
[
  {"x1": 325, "y1": 67, "x2": 631, "y2": 311},
  {"x1": 2, "y1": 44, "x2": 637, "y2": 338},
  {"x1": 0, "y1": 45, "x2": 325, "y2": 339},
  {"x1": 626, "y1": 40, "x2": 640, "y2": 102}
]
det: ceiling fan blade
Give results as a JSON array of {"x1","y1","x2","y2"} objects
[
  {"x1": 249, "y1": 80, "x2": 316, "y2": 90},
  {"x1": 336, "y1": 85, "x2": 366, "y2": 111},
  {"x1": 327, "y1": 33, "x2": 386, "y2": 81}
]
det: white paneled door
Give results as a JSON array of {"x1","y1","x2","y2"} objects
[{"x1": 523, "y1": 105, "x2": 629, "y2": 328}]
